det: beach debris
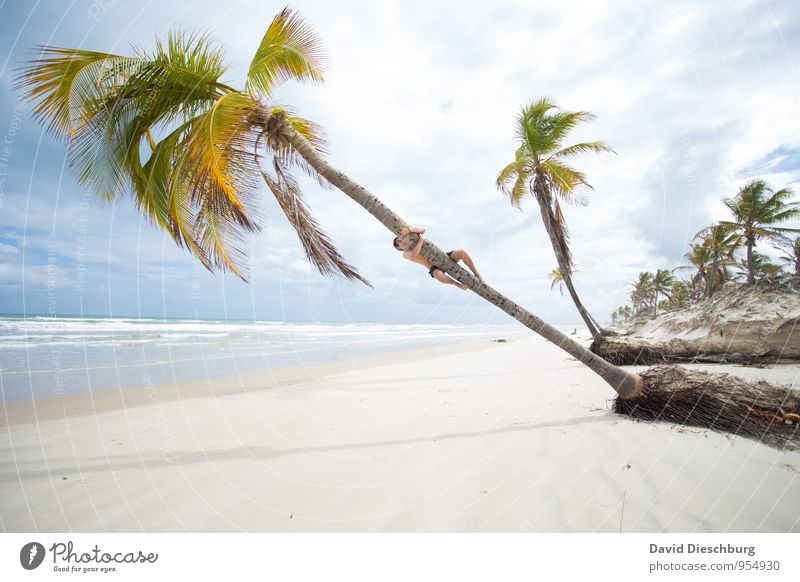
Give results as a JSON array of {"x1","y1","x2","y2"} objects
[{"x1": 614, "y1": 365, "x2": 800, "y2": 450}]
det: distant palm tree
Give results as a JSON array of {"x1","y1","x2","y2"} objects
[
  {"x1": 734, "y1": 251, "x2": 784, "y2": 283},
  {"x1": 548, "y1": 266, "x2": 565, "y2": 295},
  {"x1": 778, "y1": 237, "x2": 800, "y2": 277},
  {"x1": 680, "y1": 242, "x2": 712, "y2": 299},
  {"x1": 16, "y1": 9, "x2": 645, "y2": 397},
  {"x1": 719, "y1": 179, "x2": 800, "y2": 284},
  {"x1": 650, "y1": 268, "x2": 674, "y2": 317},
  {"x1": 547, "y1": 265, "x2": 580, "y2": 295},
  {"x1": 630, "y1": 271, "x2": 654, "y2": 316},
  {"x1": 496, "y1": 97, "x2": 614, "y2": 343},
  {"x1": 694, "y1": 224, "x2": 741, "y2": 298},
  {"x1": 667, "y1": 280, "x2": 691, "y2": 310},
  {"x1": 611, "y1": 305, "x2": 633, "y2": 325}
]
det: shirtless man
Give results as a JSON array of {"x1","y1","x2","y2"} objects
[{"x1": 393, "y1": 226, "x2": 485, "y2": 289}]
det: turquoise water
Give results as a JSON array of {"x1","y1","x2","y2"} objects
[{"x1": 0, "y1": 315, "x2": 525, "y2": 402}]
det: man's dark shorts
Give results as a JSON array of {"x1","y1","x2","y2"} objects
[{"x1": 429, "y1": 250, "x2": 455, "y2": 278}]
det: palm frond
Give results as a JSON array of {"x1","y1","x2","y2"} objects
[
  {"x1": 261, "y1": 156, "x2": 372, "y2": 287},
  {"x1": 140, "y1": 120, "x2": 198, "y2": 243},
  {"x1": 516, "y1": 97, "x2": 559, "y2": 153},
  {"x1": 185, "y1": 92, "x2": 261, "y2": 221},
  {"x1": 546, "y1": 110, "x2": 597, "y2": 147},
  {"x1": 549, "y1": 140, "x2": 615, "y2": 160},
  {"x1": 65, "y1": 94, "x2": 140, "y2": 202},
  {"x1": 179, "y1": 92, "x2": 267, "y2": 278},
  {"x1": 247, "y1": 7, "x2": 325, "y2": 97},
  {"x1": 148, "y1": 28, "x2": 228, "y2": 84},
  {"x1": 14, "y1": 46, "x2": 145, "y2": 138},
  {"x1": 541, "y1": 158, "x2": 590, "y2": 198}
]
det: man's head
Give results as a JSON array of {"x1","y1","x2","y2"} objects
[{"x1": 393, "y1": 237, "x2": 409, "y2": 251}]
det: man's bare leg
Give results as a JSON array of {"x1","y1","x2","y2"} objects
[
  {"x1": 450, "y1": 250, "x2": 485, "y2": 284},
  {"x1": 433, "y1": 269, "x2": 468, "y2": 290}
]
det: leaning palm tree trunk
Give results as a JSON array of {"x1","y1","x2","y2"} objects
[
  {"x1": 534, "y1": 192, "x2": 603, "y2": 342},
  {"x1": 270, "y1": 112, "x2": 639, "y2": 398}
]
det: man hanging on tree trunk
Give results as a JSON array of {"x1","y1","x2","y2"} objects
[{"x1": 393, "y1": 225, "x2": 485, "y2": 289}]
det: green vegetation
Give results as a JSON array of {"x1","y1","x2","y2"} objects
[{"x1": 612, "y1": 180, "x2": 799, "y2": 324}]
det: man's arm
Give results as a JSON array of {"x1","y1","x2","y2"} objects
[
  {"x1": 398, "y1": 226, "x2": 426, "y2": 237},
  {"x1": 411, "y1": 232, "x2": 425, "y2": 257}
]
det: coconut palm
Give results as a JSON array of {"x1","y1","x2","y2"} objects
[
  {"x1": 719, "y1": 179, "x2": 800, "y2": 285},
  {"x1": 629, "y1": 271, "x2": 654, "y2": 316},
  {"x1": 666, "y1": 280, "x2": 691, "y2": 310},
  {"x1": 734, "y1": 251, "x2": 784, "y2": 283},
  {"x1": 679, "y1": 242, "x2": 712, "y2": 299},
  {"x1": 694, "y1": 224, "x2": 741, "y2": 298},
  {"x1": 651, "y1": 268, "x2": 674, "y2": 317},
  {"x1": 777, "y1": 237, "x2": 800, "y2": 277},
  {"x1": 610, "y1": 305, "x2": 632, "y2": 325},
  {"x1": 548, "y1": 267, "x2": 565, "y2": 295},
  {"x1": 547, "y1": 265, "x2": 582, "y2": 295},
  {"x1": 496, "y1": 98, "x2": 613, "y2": 342},
  {"x1": 16, "y1": 9, "x2": 644, "y2": 398}
]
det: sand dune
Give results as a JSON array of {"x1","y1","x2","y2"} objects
[{"x1": 2, "y1": 332, "x2": 798, "y2": 532}]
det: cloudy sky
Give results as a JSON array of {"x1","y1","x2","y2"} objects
[{"x1": 0, "y1": 0, "x2": 798, "y2": 325}]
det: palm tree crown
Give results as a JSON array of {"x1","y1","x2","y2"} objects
[
  {"x1": 16, "y1": 8, "x2": 370, "y2": 286},
  {"x1": 629, "y1": 271, "x2": 653, "y2": 316},
  {"x1": 496, "y1": 97, "x2": 613, "y2": 272},
  {"x1": 694, "y1": 224, "x2": 741, "y2": 297},
  {"x1": 651, "y1": 268, "x2": 674, "y2": 316},
  {"x1": 719, "y1": 179, "x2": 799, "y2": 284},
  {"x1": 778, "y1": 237, "x2": 800, "y2": 277}
]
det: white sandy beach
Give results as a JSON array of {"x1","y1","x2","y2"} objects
[{"x1": 1, "y1": 331, "x2": 799, "y2": 533}]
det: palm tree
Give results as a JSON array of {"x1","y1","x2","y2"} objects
[
  {"x1": 777, "y1": 237, "x2": 800, "y2": 277},
  {"x1": 680, "y1": 242, "x2": 712, "y2": 300},
  {"x1": 719, "y1": 179, "x2": 800, "y2": 284},
  {"x1": 548, "y1": 267, "x2": 565, "y2": 295},
  {"x1": 496, "y1": 97, "x2": 613, "y2": 343},
  {"x1": 630, "y1": 271, "x2": 654, "y2": 316},
  {"x1": 610, "y1": 305, "x2": 633, "y2": 325},
  {"x1": 734, "y1": 251, "x2": 784, "y2": 283},
  {"x1": 651, "y1": 268, "x2": 674, "y2": 317},
  {"x1": 548, "y1": 265, "x2": 582, "y2": 295},
  {"x1": 16, "y1": 9, "x2": 644, "y2": 398},
  {"x1": 694, "y1": 224, "x2": 741, "y2": 298},
  {"x1": 666, "y1": 280, "x2": 691, "y2": 310}
]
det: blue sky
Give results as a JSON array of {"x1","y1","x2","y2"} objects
[{"x1": 1, "y1": 0, "x2": 799, "y2": 324}]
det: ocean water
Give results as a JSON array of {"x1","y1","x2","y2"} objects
[{"x1": 0, "y1": 315, "x2": 525, "y2": 402}]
